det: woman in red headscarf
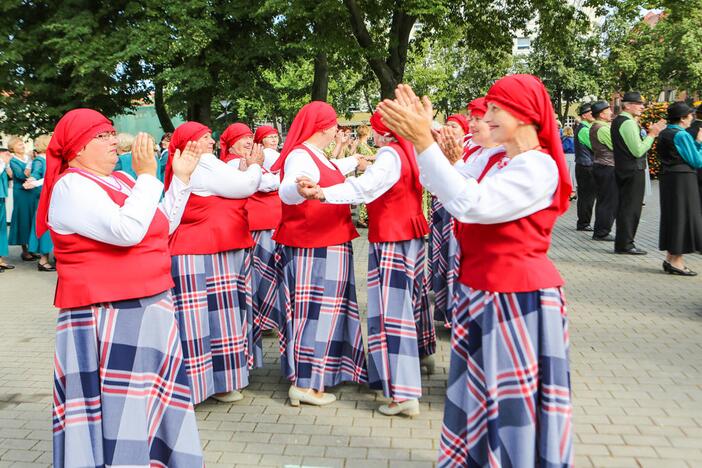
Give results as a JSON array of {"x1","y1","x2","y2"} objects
[
  {"x1": 167, "y1": 121, "x2": 264, "y2": 405},
  {"x1": 297, "y1": 109, "x2": 436, "y2": 416},
  {"x1": 254, "y1": 125, "x2": 281, "y2": 169},
  {"x1": 220, "y1": 123, "x2": 282, "y2": 335},
  {"x1": 43, "y1": 109, "x2": 204, "y2": 467},
  {"x1": 272, "y1": 101, "x2": 369, "y2": 406},
  {"x1": 379, "y1": 76, "x2": 573, "y2": 467}
]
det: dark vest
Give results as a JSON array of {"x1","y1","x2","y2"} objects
[
  {"x1": 612, "y1": 114, "x2": 646, "y2": 172},
  {"x1": 590, "y1": 122, "x2": 615, "y2": 167},
  {"x1": 574, "y1": 122, "x2": 593, "y2": 166},
  {"x1": 687, "y1": 119, "x2": 702, "y2": 140},
  {"x1": 658, "y1": 127, "x2": 695, "y2": 174}
]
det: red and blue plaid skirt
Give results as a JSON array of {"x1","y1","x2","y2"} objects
[
  {"x1": 52, "y1": 291, "x2": 203, "y2": 467},
  {"x1": 275, "y1": 242, "x2": 368, "y2": 391},
  {"x1": 439, "y1": 284, "x2": 573, "y2": 467},
  {"x1": 251, "y1": 229, "x2": 281, "y2": 333},
  {"x1": 367, "y1": 239, "x2": 436, "y2": 401},
  {"x1": 171, "y1": 249, "x2": 261, "y2": 405},
  {"x1": 429, "y1": 196, "x2": 458, "y2": 326}
]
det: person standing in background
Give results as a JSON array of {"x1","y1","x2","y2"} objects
[
  {"x1": 7, "y1": 136, "x2": 37, "y2": 261},
  {"x1": 589, "y1": 101, "x2": 618, "y2": 242},
  {"x1": 574, "y1": 103, "x2": 597, "y2": 231},
  {"x1": 157, "y1": 132, "x2": 172, "y2": 182},
  {"x1": 611, "y1": 92, "x2": 666, "y2": 255},
  {"x1": 0, "y1": 148, "x2": 13, "y2": 271},
  {"x1": 113, "y1": 133, "x2": 137, "y2": 178},
  {"x1": 24, "y1": 134, "x2": 55, "y2": 270},
  {"x1": 562, "y1": 126, "x2": 576, "y2": 200},
  {"x1": 686, "y1": 103, "x2": 702, "y2": 207}
]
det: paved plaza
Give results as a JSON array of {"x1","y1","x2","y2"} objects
[{"x1": 0, "y1": 181, "x2": 701, "y2": 467}]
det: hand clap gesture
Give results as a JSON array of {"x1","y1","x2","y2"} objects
[
  {"x1": 131, "y1": 132, "x2": 158, "y2": 177},
  {"x1": 378, "y1": 84, "x2": 435, "y2": 153},
  {"x1": 247, "y1": 143, "x2": 265, "y2": 167},
  {"x1": 172, "y1": 138, "x2": 206, "y2": 184},
  {"x1": 436, "y1": 126, "x2": 463, "y2": 164}
]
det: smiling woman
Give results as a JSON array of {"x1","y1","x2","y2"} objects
[{"x1": 41, "y1": 108, "x2": 204, "y2": 467}]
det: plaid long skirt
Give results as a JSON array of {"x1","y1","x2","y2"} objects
[
  {"x1": 52, "y1": 291, "x2": 203, "y2": 468},
  {"x1": 429, "y1": 196, "x2": 458, "y2": 325},
  {"x1": 251, "y1": 229, "x2": 281, "y2": 332},
  {"x1": 439, "y1": 284, "x2": 573, "y2": 468},
  {"x1": 367, "y1": 239, "x2": 436, "y2": 401},
  {"x1": 276, "y1": 243, "x2": 368, "y2": 391},
  {"x1": 171, "y1": 249, "x2": 262, "y2": 405}
]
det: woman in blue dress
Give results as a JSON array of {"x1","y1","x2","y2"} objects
[
  {"x1": 7, "y1": 136, "x2": 37, "y2": 261},
  {"x1": 25, "y1": 135, "x2": 55, "y2": 271},
  {"x1": 0, "y1": 148, "x2": 14, "y2": 271}
]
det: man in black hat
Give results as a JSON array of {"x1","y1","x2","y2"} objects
[
  {"x1": 574, "y1": 103, "x2": 597, "y2": 231},
  {"x1": 611, "y1": 92, "x2": 666, "y2": 254},
  {"x1": 686, "y1": 103, "x2": 702, "y2": 207},
  {"x1": 589, "y1": 101, "x2": 617, "y2": 241}
]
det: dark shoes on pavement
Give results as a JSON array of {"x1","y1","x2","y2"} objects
[
  {"x1": 663, "y1": 261, "x2": 697, "y2": 276},
  {"x1": 577, "y1": 225, "x2": 594, "y2": 232},
  {"x1": 38, "y1": 262, "x2": 56, "y2": 272},
  {"x1": 593, "y1": 234, "x2": 615, "y2": 241},
  {"x1": 614, "y1": 247, "x2": 648, "y2": 255}
]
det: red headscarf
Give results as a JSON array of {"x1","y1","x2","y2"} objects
[
  {"x1": 485, "y1": 74, "x2": 572, "y2": 214},
  {"x1": 36, "y1": 109, "x2": 115, "y2": 236},
  {"x1": 253, "y1": 125, "x2": 278, "y2": 144},
  {"x1": 369, "y1": 110, "x2": 420, "y2": 180},
  {"x1": 165, "y1": 121, "x2": 210, "y2": 190},
  {"x1": 446, "y1": 114, "x2": 470, "y2": 134},
  {"x1": 220, "y1": 123, "x2": 253, "y2": 160},
  {"x1": 467, "y1": 97, "x2": 487, "y2": 119},
  {"x1": 271, "y1": 101, "x2": 337, "y2": 173}
]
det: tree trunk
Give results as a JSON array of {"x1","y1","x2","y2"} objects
[
  {"x1": 311, "y1": 52, "x2": 329, "y2": 102},
  {"x1": 154, "y1": 82, "x2": 174, "y2": 133},
  {"x1": 187, "y1": 90, "x2": 213, "y2": 127}
]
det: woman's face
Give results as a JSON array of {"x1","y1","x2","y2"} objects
[
  {"x1": 321, "y1": 124, "x2": 339, "y2": 148},
  {"x1": 680, "y1": 113, "x2": 694, "y2": 129},
  {"x1": 446, "y1": 120, "x2": 465, "y2": 137},
  {"x1": 72, "y1": 131, "x2": 119, "y2": 176},
  {"x1": 161, "y1": 138, "x2": 170, "y2": 150},
  {"x1": 11, "y1": 140, "x2": 25, "y2": 156},
  {"x1": 262, "y1": 134, "x2": 279, "y2": 149},
  {"x1": 198, "y1": 133, "x2": 215, "y2": 154},
  {"x1": 231, "y1": 135, "x2": 253, "y2": 155},
  {"x1": 469, "y1": 116, "x2": 492, "y2": 147},
  {"x1": 484, "y1": 103, "x2": 521, "y2": 144}
]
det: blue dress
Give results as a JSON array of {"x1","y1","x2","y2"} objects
[
  {"x1": 8, "y1": 156, "x2": 34, "y2": 245},
  {"x1": 0, "y1": 164, "x2": 9, "y2": 256},
  {"x1": 114, "y1": 152, "x2": 137, "y2": 179},
  {"x1": 27, "y1": 157, "x2": 53, "y2": 254},
  {"x1": 157, "y1": 150, "x2": 168, "y2": 182}
]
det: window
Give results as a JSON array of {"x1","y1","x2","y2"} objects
[{"x1": 516, "y1": 37, "x2": 531, "y2": 51}]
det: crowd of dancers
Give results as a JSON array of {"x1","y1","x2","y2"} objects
[{"x1": 33, "y1": 73, "x2": 574, "y2": 467}]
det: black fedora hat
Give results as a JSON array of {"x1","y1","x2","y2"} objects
[
  {"x1": 578, "y1": 103, "x2": 592, "y2": 116},
  {"x1": 622, "y1": 92, "x2": 644, "y2": 104},
  {"x1": 591, "y1": 101, "x2": 610, "y2": 115},
  {"x1": 667, "y1": 102, "x2": 695, "y2": 121}
]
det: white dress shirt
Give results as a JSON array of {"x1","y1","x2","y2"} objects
[
  {"x1": 418, "y1": 142, "x2": 558, "y2": 224},
  {"x1": 49, "y1": 171, "x2": 191, "y2": 247},
  {"x1": 453, "y1": 145, "x2": 505, "y2": 178},
  {"x1": 189, "y1": 152, "x2": 261, "y2": 198},
  {"x1": 322, "y1": 146, "x2": 401, "y2": 204},
  {"x1": 279, "y1": 143, "x2": 359, "y2": 205},
  {"x1": 225, "y1": 157, "x2": 279, "y2": 192},
  {"x1": 263, "y1": 148, "x2": 280, "y2": 171}
]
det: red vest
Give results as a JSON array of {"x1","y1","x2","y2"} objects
[
  {"x1": 274, "y1": 145, "x2": 358, "y2": 248},
  {"x1": 220, "y1": 155, "x2": 282, "y2": 232},
  {"x1": 169, "y1": 194, "x2": 253, "y2": 255},
  {"x1": 50, "y1": 170, "x2": 174, "y2": 309},
  {"x1": 456, "y1": 152, "x2": 563, "y2": 293},
  {"x1": 366, "y1": 143, "x2": 428, "y2": 243}
]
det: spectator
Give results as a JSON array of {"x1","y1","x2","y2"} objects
[
  {"x1": 611, "y1": 92, "x2": 666, "y2": 254},
  {"x1": 687, "y1": 103, "x2": 702, "y2": 207},
  {"x1": 562, "y1": 126, "x2": 576, "y2": 200},
  {"x1": 7, "y1": 136, "x2": 36, "y2": 261},
  {"x1": 657, "y1": 102, "x2": 702, "y2": 275},
  {"x1": 574, "y1": 103, "x2": 597, "y2": 231},
  {"x1": 0, "y1": 148, "x2": 12, "y2": 271}
]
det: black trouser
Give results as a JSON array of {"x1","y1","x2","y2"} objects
[
  {"x1": 592, "y1": 164, "x2": 618, "y2": 238},
  {"x1": 575, "y1": 164, "x2": 596, "y2": 228},
  {"x1": 614, "y1": 169, "x2": 646, "y2": 251}
]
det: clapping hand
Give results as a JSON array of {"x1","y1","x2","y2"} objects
[
  {"x1": 378, "y1": 84, "x2": 435, "y2": 153},
  {"x1": 436, "y1": 126, "x2": 463, "y2": 164},
  {"x1": 172, "y1": 138, "x2": 206, "y2": 184},
  {"x1": 648, "y1": 119, "x2": 667, "y2": 137},
  {"x1": 131, "y1": 132, "x2": 158, "y2": 177},
  {"x1": 247, "y1": 143, "x2": 265, "y2": 167},
  {"x1": 296, "y1": 176, "x2": 324, "y2": 201}
]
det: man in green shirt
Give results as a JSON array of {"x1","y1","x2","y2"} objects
[
  {"x1": 611, "y1": 92, "x2": 666, "y2": 254},
  {"x1": 574, "y1": 103, "x2": 597, "y2": 231}
]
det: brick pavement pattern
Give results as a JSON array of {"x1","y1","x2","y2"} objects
[{"x1": 0, "y1": 181, "x2": 701, "y2": 467}]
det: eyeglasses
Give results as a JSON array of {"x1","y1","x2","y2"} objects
[{"x1": 94, "y1": 131, "x2": 117, "y2": 141}]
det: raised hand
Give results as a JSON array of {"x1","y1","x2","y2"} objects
[
  {"x1": 246, "y1": 143, "x2": 265, "y2": 167},
  {"x1": 131, "y1": 132, "x2": 158, "y2": 177},
  {"x1": 378, "y1": 84, "x2": 435, "y2": 152},
  {"x1": 437, "y1": 126, "x2": 463, "y2": 164},
  {"x1": 172, "y1": 139, "x2": 204, "y2": 184}
]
